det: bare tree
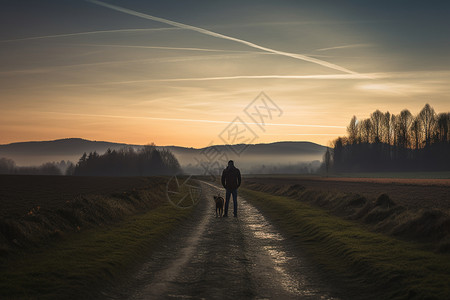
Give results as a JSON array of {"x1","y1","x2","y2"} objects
[
  {"x1": 331, "y1": 104, "x2": 449, "y2": 172},
  {"x1": 371, "y1": 110, "x2": 384, "y2": 143},
  {"x1": 391, "y1": 114, "x2": 399, "y2": 146},
  {"x1": 397, "y1": 109, "x2": 413, "y2": 149},
  {"x1": 418, "y1": 103, "x2": 436, "y2": 147},
  {"x1": 361, "y1": 119, "x2": 373, "y2": 143},
  {"x1": 347, "y1": 116, "x2": 358, "y2": 144},
  {"x1": 436, "y1": 112, "x2": 449, "y2": 143},
  {"x1": 409, "y1": 117, "x2": 422, "y2": 149},
  {"x1": 382, "y1": 111, "x2": 392, "y2": 144}
]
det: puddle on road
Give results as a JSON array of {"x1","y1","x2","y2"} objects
[
  {"x1": 248, "y1": 223, "x2": 284, "y2": 241},
  {"x1": 252, "y1": 230, "x2": 284, "y2": 240},
  {"x1": 240, "y1": 197, "x2": 338, "y2": 299},
  {"x1": 263, "y1": 246, "x2": 292, "y2": 264}
]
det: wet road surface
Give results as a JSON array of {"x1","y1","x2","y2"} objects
[{"x1": 103, "y1": 181, "x2": 339, "y2": 299}]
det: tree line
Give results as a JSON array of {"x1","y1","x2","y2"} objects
[
  {"x1": 329, "y1": 104, "x2": 450, "y2": 172},
  {"x1": 69, "y1": 144, "x2": 181, "y2": 176},
  {"x1": 0, "y1": 158, "x2": 64, "y2": 175}
]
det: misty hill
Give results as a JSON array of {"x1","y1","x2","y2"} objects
[
  {"x1": 0, "y1": 138, "x2": 327, "y2": 173},
  {"x1": 168, "y1": 142, "x2": 326, "y2": 172},
  {"x1": 0, "y1": 138, "x2": 140, "y2": 166}
]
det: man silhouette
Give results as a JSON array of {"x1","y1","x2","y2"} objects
[{"x1": 221, "y1": 160, "x2": 241, "y2": 217}]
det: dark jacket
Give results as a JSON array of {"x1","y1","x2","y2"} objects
[{"x1": 221, "y1": 166, "x2": 241, "y2": 190}]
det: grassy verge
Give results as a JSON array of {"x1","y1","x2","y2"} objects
[
  {"x1": 333, "y1": 171, "x2": 450, "y2": 179},
  {"x1": 0, "y1": 204, "x2": 192, "y2": 300},
  {"x1": 241, "y1": 188, "x2": 450, "y2": 299}
]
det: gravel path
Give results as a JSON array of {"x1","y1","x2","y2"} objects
[{"x1": 103, "y1": 181, "x2": 339, "y2": 299}]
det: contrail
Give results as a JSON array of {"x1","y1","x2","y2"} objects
[
  {"x1": 52, "y1": 73, "x2": 377, "y2": 87},
  {"x1": 80, "y1": 43, "x2": 272, "y2": 54},
  {"x1": 267, "y1": 133, "x2": 341, "y2": 136},
  {"x1": 210, "y1": 20, "x2": 391, "y2": 29},
  {"x1": 0, "y1": 27, "x2": 178, "y2": 43},
  {"x1": 43, "y1": 111, "x2": 346, "y2": 129},
  {"x1": 87, "y1": 0, "x2": 364, "y2": 76},
  {"x1": 156, "y1": 74, "x2": 375, "y2": 81},
  {"x1": 317, "y1": 43, "x2": 372, "y2": 52},
  {"x1": 1, "y1": 53, "x2": 266, "y2": 77}
]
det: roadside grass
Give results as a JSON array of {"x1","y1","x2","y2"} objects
[
  {"x1": 241, "y1": 188, "x2": 450, "y2": 300},
  {"x1": 0, "y1": 204, "x2": 192, "y2": 300},
  {"x1": 167, "y1": 177, "x2": 202, "y2": 208},
  {"x1": 332, "y1": 171, "x2": 450, "y2": 179},
  {"x1": 0, "y1": 176, "x2": 172, "y2": 258},
  {"x1": 243, "y1": 179, "x2": 450, "y2": 252},
  {"x1": 242, "y1": 171, "x2": 450, "y2": 179}
]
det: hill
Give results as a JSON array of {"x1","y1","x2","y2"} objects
[
  {"x1": 0, "y1": 138, "x2": 327, "y2": 173},
  {"x1": 0, "y1": 138, "x2": 138, "y2": 166}
]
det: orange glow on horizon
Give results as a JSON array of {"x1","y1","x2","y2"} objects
[{"x1": 1, "y1": 1, "x2": 449, "y2": 147}]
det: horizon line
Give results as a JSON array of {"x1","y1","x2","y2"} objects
[{"x1": 0, "y1": 137, "x2": 329, "y2": 148}]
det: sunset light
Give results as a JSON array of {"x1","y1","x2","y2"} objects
[
  {"x1": 2, "y1": 1, "x2": 449, "y2": 147},
  {"x1": 1, "y1": 2, "x2": 450, "y2": 299}
]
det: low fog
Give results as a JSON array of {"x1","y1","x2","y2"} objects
[{"x1": 0, "y1": 139, "x2": 326, "y2": 175}]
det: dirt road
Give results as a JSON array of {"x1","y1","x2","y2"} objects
[{"x1": 103, "y1": 181, "x2": 339, "y2": 299}]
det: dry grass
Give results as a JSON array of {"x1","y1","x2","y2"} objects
[
  {"x1": 320, "y1": 177, "x2": 450, "y2": 186},
  {"x1": 0, "y1": 204, "x2": 192, "y2": 299},
  {"x1": 0, "y1": 175, "x2": 170, "y2": 259},
  {"x1": 244, "y1": 175, "x2": 450, "y2": 210},
  {"x1": 243, "y1": 177, "x2": 450, "y2": 253},
  {"x1": 241, "y1": 188, "x2": 450, "y2": 300},
  {"x1": 0, "y1": 175, "x2": 167, "y2": 218},
  {"x1": 0, "y1": 175, "x2": 197, "y2": 299}
]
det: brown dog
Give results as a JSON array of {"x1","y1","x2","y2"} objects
[{"x1": 213, "y1": 194, "x2": 224, "y2": 217}]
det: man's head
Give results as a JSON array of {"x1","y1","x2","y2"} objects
[{"x1": 228, "y1": 160, "x2": 234, "y2": 167}]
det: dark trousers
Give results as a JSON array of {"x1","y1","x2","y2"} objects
[{"x1": 225, "y1": 189, "x2": 238, "y2": 216}]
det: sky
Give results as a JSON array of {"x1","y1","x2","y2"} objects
[{"x1": 1, "y1": 0, "x2": 449, "y2": 147}]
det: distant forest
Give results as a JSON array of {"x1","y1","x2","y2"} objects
[
  {"x1": 69, "y1": 145, "x2": 181, "y2": 176},
  {"x1": 0, "y1": 158, "x2": 65, "y2": 175},
  {"x1": 329, "y1": 104, "x2": 450, "y2": 172},
  {"x1": 0, "y1": 145, "x2": 181, "y2": 176}
]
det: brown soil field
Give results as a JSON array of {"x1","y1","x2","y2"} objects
[
  {"x1": 0, "y1": 175, "x2": 166, "y2": 219},
  {"x1": 243, "y1": 176, "x2": 450, "y2": 211},
  {"x1": 320, "y1": 177, "x2": 450, "y2": 186}
]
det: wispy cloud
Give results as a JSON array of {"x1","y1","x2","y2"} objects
[
  {"x1": 316, "y1": 44, "x2": 372, "y2": 52},
  {"x1": 0, "y1": 68, "x2": 54, "y2": 76},
  {"x1": 51, "y1": 73, "x2": 380, "y2": 88},
  {"x1": 209, "y1": 20, "x2": 391, "y2": 29},
  {"x1": 266, "y1": 133, "x2": 341, "y2": 136},
  {"x1": 356, "y1": 82, "x2": 447, "y2": 96},
  {"x1": 351, "y1": 70, "x2": 450, "y2": 96},
  {"x1": 87, "y1": 0, "x2": 365, "y2": 76},
  {"x1": 0, "y1": 27, "x2": 179, "y2": 43},
  {"x1": 80, "y1": 43, "x2": 270, "y2": 54},
  {"x1": 365, "y1": 70, "x2": 450, "y2": 79},
  {"x1": 0, "y1": 43, "x2": 273, "y2": 76},
  {"x1": 156, "y1": 74, "x2": 377, "y2": 81},
  {"x1": 0, "y1": 53, "x2": 269, "y2": 77},
  {"x1": 43, "y1": 111, "x2": 346, "y2": 128}
]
